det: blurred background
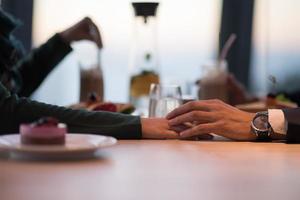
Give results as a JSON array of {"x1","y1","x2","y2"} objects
[{"x1": 2, "y1": 0, "x2": 300, "y2": 106}]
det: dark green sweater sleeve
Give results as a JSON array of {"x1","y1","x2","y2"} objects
[
  {"x1": 0, "y1": 83, "x2": 142, "y2": 139},
  {"x1": 18, "y1": 34, "x2": 72, "y2": 97}
]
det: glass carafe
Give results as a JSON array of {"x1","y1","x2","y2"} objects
[{"x1": 129, "y1": 2, "x2": 160, "y2": 115}]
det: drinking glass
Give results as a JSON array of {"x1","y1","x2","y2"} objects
[
  {"x1": 198, "y1": 60, "x2": 228, "y2": 102},
  {"x1": 148, "y1": 84, "x2": 182, "y2": 117}
]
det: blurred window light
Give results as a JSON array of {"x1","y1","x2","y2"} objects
[
  {"x1": 251, "y1": 0, "x2": 300, "y2": 96},
  {"x1": 32, "y1": 0, "x2": 221, "y2": 105}
]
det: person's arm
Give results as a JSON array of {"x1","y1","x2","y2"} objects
[
  {"x1": 17, "y1": 34, "x2": 72, "y2": 97},
  {"x1": 166, "y1": 99, "x2": 287, "y2": 141},
  {"x1": 0, "y1": 82, "x2": 178, "y2": 139},
  {"x1": 18, "y1": 17, "x2": 103, "y2": 97}
]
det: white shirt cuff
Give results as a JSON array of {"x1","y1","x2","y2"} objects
[{"x1": 268, "y1": 109, "x2": 287, "y2": 135}]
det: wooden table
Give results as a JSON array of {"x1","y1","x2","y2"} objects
[{"x1": 1, "y1": 140, "x2": 300, "y2": 200}]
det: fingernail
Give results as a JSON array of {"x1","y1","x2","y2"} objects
[{"x1": 179, "y1": 132, "x2": 187, "y2": 137}]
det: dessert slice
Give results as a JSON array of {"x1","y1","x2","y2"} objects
[{"x1": 20, "y1": 117, "x2": 67, "y2": 145}]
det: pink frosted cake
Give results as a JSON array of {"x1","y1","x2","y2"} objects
[{"x1": 20, "y1": 117, "x2": 67, "y2": 145}]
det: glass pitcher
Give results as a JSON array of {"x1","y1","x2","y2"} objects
[{"x1": 129, "y1": 2, "x2": 160, "y2": 114}]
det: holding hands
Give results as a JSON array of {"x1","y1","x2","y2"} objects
[
  {"x1": 141, "y1": 118, "x2": 180, "y2": 139},
  {"x1": 141, "y1": 99, "x2": 260, "y2": 141},
  {"x1": 56, "y1": 19, "x2": 270, "y2": 141},
  {"x1": 167, "y1": 99, "x2": 256, "y2": 141}
]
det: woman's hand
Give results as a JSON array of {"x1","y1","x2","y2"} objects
[
  {"x1": 141, "y1": 118, "x2": 180, "y2": 139},
  {"x1": 59, "y1": 17, "x2": 103, "y2": 48},
  {"x1": 166, "y1": 99, "x2": 256, "y2": 141}
]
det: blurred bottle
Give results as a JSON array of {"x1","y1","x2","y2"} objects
[{"x1": 129, "y1": 2, "x2": 160, "y2": 115}]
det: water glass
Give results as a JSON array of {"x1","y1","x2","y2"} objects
[{"x1": 148, "y1": 84, "x2": 182, "y2": 117}]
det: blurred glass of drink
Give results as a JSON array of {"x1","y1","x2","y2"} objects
[
  {"x1": 198, "y1": 60, "x2": 228, "y2": 102},
  {"x1": 149, "y1": 84, "x2": 182, "y2": 117},
  {"x1": 80, "y1": 63, "x2": 104, "y2": 102}
]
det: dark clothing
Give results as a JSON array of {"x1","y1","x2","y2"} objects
[
  {"x1": 0, "y1": 32, "x2": 72, "y2": 96},
  {"x1": 0, "y1": 82, "x2": 142, "y2": 139},
  {"x1": 0, "y1": 8, "x2": 72, "y2": 96},
  {"x1": 17, "y1": 34, "x2": 72, "y2": 96},
  {"x1": 283, "y1": 108, "x2": 300, "y2": 143}
]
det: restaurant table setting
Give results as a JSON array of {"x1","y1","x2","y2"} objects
[{"x1": 1, "y1": 2, "x2": 300, "y2": 200}]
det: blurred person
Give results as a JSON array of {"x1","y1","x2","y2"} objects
[
  {"x1": 167, "y1": 99, "x2": 300, "y2": 143},
  {"x1": 0, "y1": 9, "x2": 102, "y2": 96}
]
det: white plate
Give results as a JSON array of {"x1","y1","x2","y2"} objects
[{"x1": 0, "y1": 134, "x2": 117, "y2": 160}]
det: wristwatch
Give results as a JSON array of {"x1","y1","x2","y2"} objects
[{"x1": 251, "y1": 111, "x2": 273, "y2": 141}]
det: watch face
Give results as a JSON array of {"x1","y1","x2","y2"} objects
[{"x1": 253, "y1": 115, "x2": 269, "y2": 131}]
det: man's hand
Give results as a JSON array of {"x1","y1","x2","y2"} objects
[
  {"x1": 59, "y1": 17, "x2": 103, "y2": 48},
  {"x1": 166, "y1": 99, "x2": 256, "y2": 141},
  {"x1": 141, "y1": 118, "x2": 179, "y2": 139}
]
